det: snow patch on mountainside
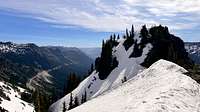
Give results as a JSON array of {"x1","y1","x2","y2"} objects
[
  {"x1": 68, "y1": 60, "x2": 200, "y2": 112},
  {"x1": 0, "y1": 81, "x2": 34, "y2": 112},
  {"x1": 49, "y1": 38, "x2": 153, "y2": 112},
  {"x1": 185, "y1": 42, "x2": 200, "y2": 64},
  {"x1": 0, "y1": 42, "x2": 34, "y2": 54},
  {"x1": 185, "y1": 43, "x2": 200, "y2": 55}
]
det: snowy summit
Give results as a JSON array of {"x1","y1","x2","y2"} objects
[{"x1": 68, "y1": 59, "x2": 200, "y2": 112}]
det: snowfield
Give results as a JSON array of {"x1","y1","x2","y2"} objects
[
  {"x1": 68, "y1": 59, "x2": 200, "y2": 112},
  {"x1": 0, "y1": 81, "x2": 34, "y2": 112}
]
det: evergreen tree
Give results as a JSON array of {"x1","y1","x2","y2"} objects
[
  {"x1": 81, "y1": 89, "x2": 87, "y2": 104},
  {"x1": 68, "y1": 93, "x2": 74, "y2": 110},
  {"x1": 121, "y1": 76, "x2": 127, "y2": 83},
  {"x1": 140, "y1": 25, "x2": 148, "y2": 39},
  {"x1": 84, "y1": 89, "x2": 87, "y2": 102},
  {"x1": 33, "y1": 89, "x2": 50, "y2": 112},
  {"x1": 62, "y1": 101, "x2": 67, "y2": 112},
  {"x1": 81, "y1": 94, "x2": 85, "y2": 104},
  {"x1": 95, "y1": 37, "x2": 119, "y2": 80},
  {"x1": 113, "y1": 34, "x2": 116, "y2": 41},
  {"x1": 74, "y1": 96, "x2": 79, "y2": 107},
  {"x1": 130, "y1": 25, "x2": 135, "y2": 38},
  {"x1": 123, "y1": 27, "x2": 135, "y2": 50},
  {"x1": 110, "y1": 35, "x2": 113, "y2": 41},
  {"x1": 129, "y1": 41, "x2": 143, "y2": 58},
  {"x1": 140, "y1": 25, "x2": 149, "y2": 46},
  {"x1": 63, "y1": 73, "x2": 81, "y2": 96},
  {"x1": 98, "y1": 40, "x2": 113, "y2": 79},
  {"x1": 102, "y1": 40, "x2": 105, "y2": 47},
  {"x1": 117, "y1": 34, "x2": 120, "y2": 40},
  {"x1": 126, "y1": 28, "x2": 129, "y2": 38},
  {"x1": 68, "y1": 93, "x2": 80, "y2": 110}
]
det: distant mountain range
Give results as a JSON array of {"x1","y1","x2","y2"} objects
[
  {"x1": 79, "y1": 48, "x2": 101, "y2": 60},
  {"x1": 0, "y1": 42, "x2": 93, "y2": 94},
  {"x1": 185, "y1": 42, "x2": 200, "y2": 64}
]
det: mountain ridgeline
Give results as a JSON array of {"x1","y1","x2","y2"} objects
[
  {"x1": 0, "y1": 42, "x2": 93, "y2": 93},
  {"x1": 185, "y1": 42, "x2": 200, "y2": 64},
  {"x1": 94, "y1": 25, "x2": 193, "y2": 81}
]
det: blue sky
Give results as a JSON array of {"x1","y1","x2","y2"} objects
[{"x1": 0, "y1": 0, "x2": 199, "y2": 47}]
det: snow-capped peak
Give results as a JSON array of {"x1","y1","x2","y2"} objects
[
  {"x1": 67, "y1": 59, "x2": 200, "y2": 112},
  {"x1": 0, "y1": 42, "x2": 37, "y2": 54},
  {"x1": 148, "y1": 59, "x2": 187, "y2": 74}
]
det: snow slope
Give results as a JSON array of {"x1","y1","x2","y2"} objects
[
  {"x1": 68, "y1": 59, "x2": 200, "y2": 112},
  {"x1": 49, "y1": 37, "x2": 153, "y2": 112},
  {"x1": 0, "y1": 81, "x2": 34, "y2": 112}
]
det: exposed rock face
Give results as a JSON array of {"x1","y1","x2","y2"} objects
[{"x1": 140, "y1": 26, "x2": 193, "y2": 69}]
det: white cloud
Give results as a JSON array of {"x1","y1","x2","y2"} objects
[{"x1": 0, "y1": 0, "x2": 199, "y2": 32}]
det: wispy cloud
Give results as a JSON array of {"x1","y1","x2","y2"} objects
[{"x1": 0, "y1": 0, "x2": 199, "y2": 32}]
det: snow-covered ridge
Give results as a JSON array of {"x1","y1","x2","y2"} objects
[
  {"x1": 68, "y1": 60, "x2": 200, "y2": 112},
  {"x1": 49, "y1": 35, "x2": 153, "y2": 112},
  {"x1": 0, "y1": 42, "x2": 36, "y2": 54},
  {"x1": 0, "y1": 81, "x2": 34, "y2": 112}
]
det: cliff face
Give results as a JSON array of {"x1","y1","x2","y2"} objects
[{"x1": 141, "y1": 26, "x2": 193, "y2": 69}]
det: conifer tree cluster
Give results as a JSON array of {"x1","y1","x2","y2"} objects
[
  {"x1": 81, "y1": 89, "x2": 87, "y2": 104},
  {"x1": 33, "y1": 89, "x2": 50, "y2": 112},
  {"x1": 62, "y1": 101, "x2": 67, "y2": 112},
  {"x1": 129, "y1": 25, "x2": 149, "y2": 58},
  {"x1": 67, "y1": 93, "x2": 80, "y2": 110},
  {"x1": 121, "y1": 76, "x2": 127, "y2": 83},
  {"x1": 123, "y1": 25, "x2": 135, "y2": 51},
  {"x1": 141, "y1": 25, "x2": 193, "y2": 69},
  {"x1": 61, "y1": 73, "x2": 89, "y2": 111},
  {"x1": 95, "y1": 35, "x2": 119, "y2": 80},
  {"x1": 63, "y1": 90, "x2": 87, "y2": 111},
  {"x1": 63, "y1": 73, "x2": 81, "y2": 95}
]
